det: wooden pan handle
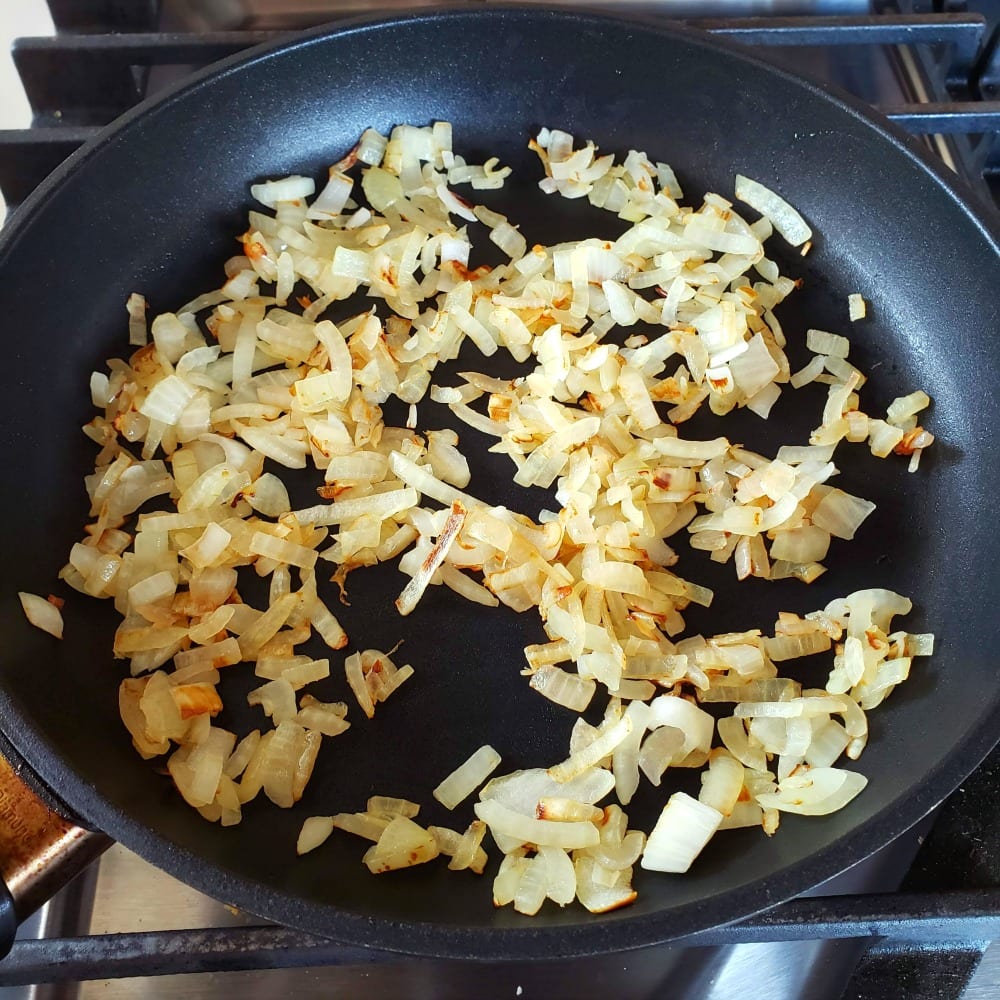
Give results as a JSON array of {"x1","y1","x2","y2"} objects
[{"x1": 0, "y1": 752, "x2": 111, "y2": 957}]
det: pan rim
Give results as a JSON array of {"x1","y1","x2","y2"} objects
[{"x1": 0, "y1": 3, "x2": 998, "y2": 960}]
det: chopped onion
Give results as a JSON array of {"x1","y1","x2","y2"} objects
[
  {"x1": 344, "y1": 652, "x2": 374, "y2": 719},
  {"x1": 756, "y1": 767, "x2": 867, "y2": 816},
  {"x1": 805, "y1": 719, "x2": 850, "y2": 767},
  {"x1": 548, "y1": 715, "x2": 633, "y2": 783},
  {"x1": 641, "y1": 792, "x2": 723, "y2": 873},
  {"x1": 297, "y1": 816, "x2": 335, "y2": 855},
  {"x1": 251, "y1": 175, "x2": 315, "y2": 207},
  {"x1": 529, "y1": 665, "x2": 596, "y2": 712},
  {"x1": 248, "y1": 532, "x2": 318, "y2": 571},
  {"x1": 539, "y1": 846, "x2": 577, "y2": 905},
  {"x1": 480, "y1": 767, "x2": 615, "y2": 816},
  {"x1": 19, "y1": 592, "x2": 64, "y2": 639},
  {"x1": 433, "y1": 745, "x2": 502, "y2": 810},
  {"x1": 698, "y1": 750, "x2": 745, "y2": 816},
  {"x1": 735, "y1": 175, "x2": 812, "y2": 247},
  {"x1": 764, "y1": 631, "x2": 832, "y2": 661},
  {"x1": 886, "y1": 390, "x2": 931, "y2": 425},
  {"x1": 536, "y1": 798, "x2": 604, "y2": 823},
  {"x1": 638, "y1": 726, "x2": 685, "y2": 786},
  {"x1": 810, "y1": 489, "x2": 876, "y2": 540},
  {"x1": 307, "y1": 171, "x2": 353, "y2": 220},
  {"x1": 139, "y1": 375, "x2": 197, "y2": 426},
  {"x1": 574, "y1": 857, "x2": 637, "y2": 913},
  {"x1": 646, "y1": 695, "x2": 714, "y2": 758},
  {"x1": 474, "y1": 799, "x2": 600, "y2": 850},
  {"x1": 806, "y1": 329, "x2": 850, "y2": 359},
  {"x1": 247, "y1": 678, "x2": 297, "y2": 725},
  {"x1": 395, "y1": 501, "x2": 467, "y2": 616},
  {"x1": 512, "y1": 857, "x2": 548, "y2": 915},
  {"x1": 363, "y1": 817, "x2": 440, "y2": 873},
  {"x1": 367, "y1": 795, "x2": 420, "y2": 819},
  {"x1": 332, "y1": 812, "x2": 389, "y2": 842}
]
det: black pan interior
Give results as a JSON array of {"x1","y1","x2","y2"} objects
[{"x1": 0, "y1": 8, "x2": 998, "y2": 959}]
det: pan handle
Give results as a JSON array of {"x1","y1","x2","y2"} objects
[{"x1": 0, "y1": 748, "x2": 111, "y2": 958}]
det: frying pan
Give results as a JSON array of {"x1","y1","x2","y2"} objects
[{"x1": 0, "y1": 5, "x2": 998, "y2": 963}]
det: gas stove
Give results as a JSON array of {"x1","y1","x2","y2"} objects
[{"x1": 0, "y1": 2, "x2": 999, "y2": 998}]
